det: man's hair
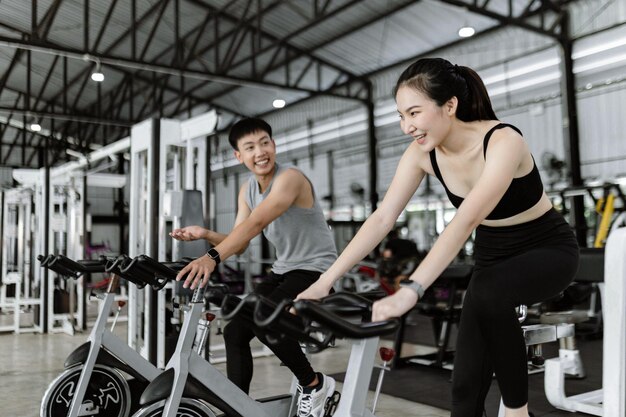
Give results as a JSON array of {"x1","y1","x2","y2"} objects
[{"x1": 228, "y1": 118, "x2": 273, "y2": 150}]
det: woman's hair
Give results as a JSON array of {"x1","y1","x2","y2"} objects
[
  {"x1": 393, "y1": 58, "x2": 497, "y2": 122},
  {"x1": 228, "y1": 117, "x2": 273, "y2": 150}
]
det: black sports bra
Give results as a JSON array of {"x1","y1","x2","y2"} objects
[{"x1": 428, "y1": 123, "x2": 543, "y2": 220}]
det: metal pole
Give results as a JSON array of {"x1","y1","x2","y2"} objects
[
  {"x1": 117, "y1": 152, "x2": 126, "y2": 254},
  {"x1": 558, "y1": 10, "x2": 587, "y2": 247},
  {"x1": 148, "y1": 118, "x2": 160, "y2": 364},
  {"x1": 365, "y1": 81, "x2": 378, "y2": 213},
  {"x1": 42, "y1": 136, "x2": 50, "y2": 332},
  {"x1": 204, "y1": 135, "x2": 212, "y2": 227}
]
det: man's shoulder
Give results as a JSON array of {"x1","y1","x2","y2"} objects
[{"x1": 274, "y1": 166, "x2": 306, "y2": 184}]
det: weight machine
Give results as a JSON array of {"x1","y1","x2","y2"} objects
[
  {"x1": 0, "y1": 187, "x2": 42, "y2": 333},
  {"x1": 128, "y1": 111, "x2": 217, "y2": 366},
  {"x1": 12, "y1": 138, "x2": 129, "y2": 334}
]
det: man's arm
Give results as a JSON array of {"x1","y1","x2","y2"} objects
[
  {"x1": 176, "y1": 169, "x2": 306, "y2": 288},
  {"x1": 169, "y1": 183, "x2": 251, "y2": 249},
  {"x1": 214, "y1": 168, "x2": 304, "y2": 259},
  {"x1": 229, "y1": 182, "x2": 253, "y2": 254}
]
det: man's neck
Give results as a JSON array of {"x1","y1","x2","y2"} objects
[{"x1": 255, "y1": 164, "x2": 277, "y2": 193}]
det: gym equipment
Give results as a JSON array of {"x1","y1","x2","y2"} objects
[
  {"x1": 126, "y1": 255, "x2": 296, "y2": 417},
  {"x1": 392, "y1": 263, "x2": 472, "y2": 369},
  {"x1": 13, "y1": 138, "x2": 130, "y2": 335},
  {"x1": 38, "y1": 254, "x2": 165, "y2": 417},
  {"x1": 333, "y1": 262, "x2": 380, "y2": 294},
  {"x1": 495, "y1": 278, "x2": 586, "y2": 416},
  {"x1": 0, "y1": 187, "x2": 42, "y2": 333},
  {"x1": 128, "y1": 112, "x2": 216, "y2": 367},
  {"x1": 496, "y1": 320, "x2": 580, "y2": 416},
  {"x1": 543, "y1": 227, "x2": 626, "y2": 417},
  {"x1": 129, "y1": 256, "x2": 397, "y2": 417},
  {"x1": 254, "y1": 290, "x2": 400, "y2": 417}
]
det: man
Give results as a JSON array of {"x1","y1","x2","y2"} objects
[{"x1": 171, "y1": 117, "x2": 338, "y2": 417}]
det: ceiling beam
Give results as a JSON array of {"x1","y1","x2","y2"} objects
[
  {"x1": 439, "y1": 0, "x2": 569, "y2": 40},
  {"x1": 0, "y1": 106, "x2": 132, "y2": 126}
]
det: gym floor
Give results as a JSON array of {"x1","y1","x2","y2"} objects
[{"x1": 0, "y1": 313, "x2": 448, "y2": 417}]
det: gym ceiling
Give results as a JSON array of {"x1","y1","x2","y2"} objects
[{"x1": 0, "y1": 0, "x2": 582, "y2": 168}]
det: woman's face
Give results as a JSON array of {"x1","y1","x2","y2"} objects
[{"x1": 396, "y1": 86, "x2": 454, "y2": 151}]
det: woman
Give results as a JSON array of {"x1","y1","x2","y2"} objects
[{"x1": 296, "y1": 58, "x2": 579, "y2": 417}]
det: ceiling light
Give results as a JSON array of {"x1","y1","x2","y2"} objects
[
  {"x1": 91, "y1": 61, "x2": 104, "y2": 82},
  {"x1": 30, "y1": 123, "x2": 41, "y2": 132},
  {"x1": 91, "y1": 70, "x2": 104, "y2": 82},
  {"x1": 458, "y1": 26, "x2": 475, "y2": 38},
  {"x1": 272, "y1": 99, "x2": 286, "y2": 108}
]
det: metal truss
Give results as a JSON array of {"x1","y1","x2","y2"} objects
[
  {"x1": 2, "y1": 0, "x2": 581, "y2": 168},
  {"x1": 2, "y1": 0, "x2": 406, "y2": 164},
  {"x1": 439, "y1": 0, "x2": 572, "y2": 40}
]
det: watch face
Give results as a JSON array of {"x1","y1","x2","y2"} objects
[{"x1": 207, "y1": 249, "x2": 220, "y2": 263}]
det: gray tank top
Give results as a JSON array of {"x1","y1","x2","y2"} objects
[{"x1": 245, "y1": 163, "x2": 337, "y2": 275}]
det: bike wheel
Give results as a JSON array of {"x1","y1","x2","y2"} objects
[
  {"x1": 132, "y1": 398, "x2": 216, "y2": 417},
  {"x1": 41, "y1": 364, "x2": 131, "y2": 417}
]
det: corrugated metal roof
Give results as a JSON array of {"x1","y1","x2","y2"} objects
[
  {"x1": 570, "y1": 0, "x2": 626, "y2": 37},
  {"x1": 0, "y1": 0, "x2": 624, "y2": 167},
  {"x1": 312, "y1": 1, "x2": 499, "y2": 75}
]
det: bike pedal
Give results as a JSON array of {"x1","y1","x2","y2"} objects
[{"x1": 323, "y1": 391, "x2": 341, "y2": 417}]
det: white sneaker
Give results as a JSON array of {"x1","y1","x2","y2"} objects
[{"x1": 296, "y1": 373, "x2": 336, "y2": 417}]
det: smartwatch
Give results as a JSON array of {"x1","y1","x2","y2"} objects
[
  {"x1": 402, "y1": 281, "x2": 425, "y2": 299},
  {"x1": 206, "y1": 248, "x2": 221, "y2": 265}
]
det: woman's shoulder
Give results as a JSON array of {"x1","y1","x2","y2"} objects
[
  {"x1": 483, "y1": 120, "x2": 523, "y2": 138},
  {"x1": 399, "y1": 140, "x2": 433, "y2": 175}
]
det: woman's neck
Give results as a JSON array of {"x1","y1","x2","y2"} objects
[{"x1": 438, "y1": 120, "x2": 498, "y2": 156}]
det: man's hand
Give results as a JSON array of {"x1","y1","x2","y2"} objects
[
  {"x1": 176, "y1": 255, "x2": 216, "y2": 289},
  {"x1": 170, "y1": 225, "x2": 208, "y2": 242},
  {"x1": 371, "y1": 287, "x2": 418, "y2": 322}
]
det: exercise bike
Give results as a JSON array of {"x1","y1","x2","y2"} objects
[
  {"x1": 117, "y1": 255, "x2": 295, "y2": 417},
  {"x1": 39, "y1": 254, "x2": 209, "y2": 417},
  {"x1": 131, "y1": 253, "x2": 398, "y2": 417}
]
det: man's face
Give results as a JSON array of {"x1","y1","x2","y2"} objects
[{"x1": 234, "y1": 130, "x2": 276, "y2": 176}]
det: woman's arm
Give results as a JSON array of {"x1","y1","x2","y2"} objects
[
  {"x1": 308, "y1": 142, "x2": 427, "y2": 294},
  {"x1": 372, "y1": 128, "x2": 528, "y2": 321}
]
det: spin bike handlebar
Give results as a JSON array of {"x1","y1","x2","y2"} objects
[
  {"x1": 218, "y1": 292, "x2": 336, "y2": 350},
  {"x1": 116, "y1": 254, "x2": 193, "y2": 290},
  {"x1": 103, "y1": 254, "x2": 153, "y2": 289},
  {"x1": 291, "y1": 292, "x2": 400, "y2": 339},
  {"x1": 37, "y1": 254, "x2": 108, "y2": 278},
  {"x1": 216, "y1": 291, "x2": 399, "y2": 351}
]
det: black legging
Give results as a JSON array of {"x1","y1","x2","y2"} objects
[
  {"x1": 223, "y1": 269, "x2": 320, "y2": 394},
  {"x1": 451, "y1": 209, "x2": 579, "y2": 416}
]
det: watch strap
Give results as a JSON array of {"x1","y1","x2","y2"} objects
[{"x1": 403, "y1": 281, "x2": 425, "y2": 299}]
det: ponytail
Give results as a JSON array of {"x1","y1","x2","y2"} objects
[
  {"x1": 455, "y1": 66, "x2": 497, "y2": 121},
  {"x1": 394, "y1": 58, "x2": 497, "y2": 122}
]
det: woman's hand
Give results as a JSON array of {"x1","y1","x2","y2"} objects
[
  {"x1": 170, "y1": 225, "x2": 209, "y2": 241},
  {"x1": 372, "y1": 287, "x2": 418, "y2": 322},
  {"x1": 295, "y1": 278, "x2": 333, "y2": 302},
  {"x1": 176, "y1": 256, "x2": 216, "y2": 289}
]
